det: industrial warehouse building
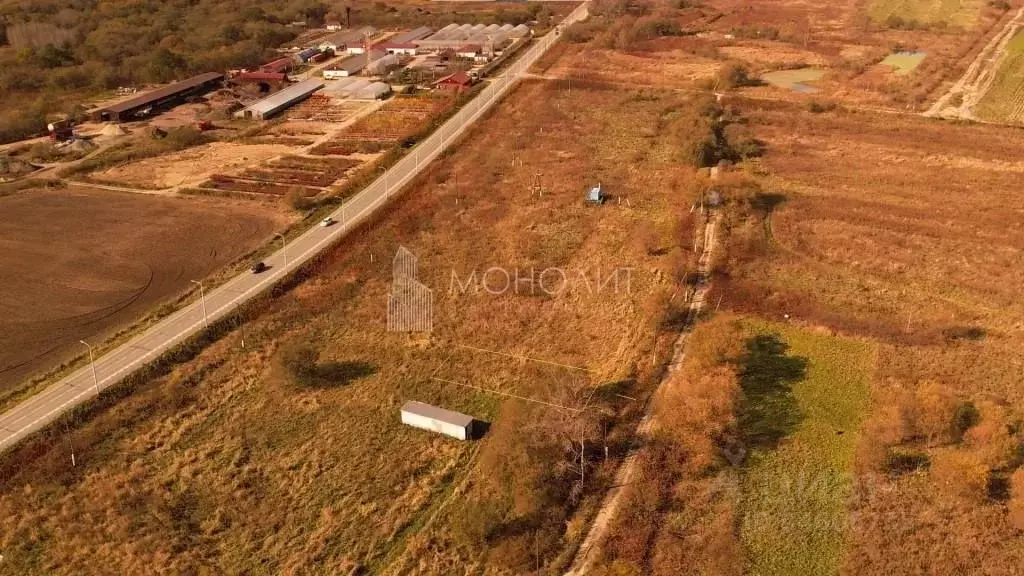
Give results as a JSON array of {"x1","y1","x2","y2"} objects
[
  {"x1": 319, "y1": 26, "x2": 378, "y2": 53},
  {"x1": 400, "y1": 401, "x2": 475, "y2": 441},
  {"x1": 323, "y1": 50, "x2": 388, "y2": 78},
  {"x1": 366, "y1": 53, "x2": 400, "y2": 75},
  {"x1": 235, "y1": 78, "x2": 323, "y2": 120},
  {"x1": 414, "y1": 23, "x2": 528, "y2": 52},
  {"x1": 89, "y1": 72, "x2": 224, "y2": 122},
  {"x1": 322, "y1": 77, "x2": 391, "y2": 99},
  {"x1": 388, "y1": 26, "x2": 433, "y2": 45}
]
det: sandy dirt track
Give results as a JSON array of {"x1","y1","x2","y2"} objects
[{"x1": 0, "y1": 186, "x2": 286, "y2": 393}]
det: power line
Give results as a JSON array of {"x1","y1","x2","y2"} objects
[
  {"x1": 455, "y1": 343, "x2": 596, "y2": 373},
  {"x1": 432, "y1": 377, "x2": 582, "y2": 413}
]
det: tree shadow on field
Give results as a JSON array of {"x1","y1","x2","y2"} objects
[
  {"x1": 750, "y1": 192, "x2": 786, "y2": 215},
  {"x1": 737, "y1": 334, "x2": 807, "y2": 450},
  {"x1": 308, "y1": 360, "x2": 377, "y2": 389}
]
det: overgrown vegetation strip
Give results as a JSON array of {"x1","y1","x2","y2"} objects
[{"x1": 565, "y1": 211, "x2": 721, "y2": 576}]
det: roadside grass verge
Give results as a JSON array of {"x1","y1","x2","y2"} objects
[{"x1": 737, "y1": 320, "x2": 875, "y2": 576}]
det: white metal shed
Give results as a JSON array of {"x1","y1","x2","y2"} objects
[{"x1": 400, "y1": 401, "x2": 474, "y2": 440}]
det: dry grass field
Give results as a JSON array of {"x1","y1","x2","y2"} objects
[
  {"x1": 6, "y1": 0, "x2": 1024, "y2": 572},
  {"x1": 867, "y1": 0, "x2": 984, "y2": 28},
  {"x1": 0, "y1": 72, "x2": 716, "y2": 572},
  {"x1": 713, "y1": 98, "x2": 1024, "y2": 573},
  {"x1": 0, "y1": 186, "x2": 289, "y2": 401},
  {"x1": 589, "y1": 95, "x2": 1024, "y2": 576},
  {"x1": 546, "y1": 0, "x2": 1010, "y2": 112}
]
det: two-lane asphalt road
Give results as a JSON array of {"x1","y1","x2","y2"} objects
[{"x1": 0, "y1": 3, "x2": 590, "y2": 454}]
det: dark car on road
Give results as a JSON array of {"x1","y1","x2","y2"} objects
[{"x1": 251, "y1": 261, "x2": 267, "y2": 274}]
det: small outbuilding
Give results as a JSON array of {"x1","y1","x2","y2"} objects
[
  {"x1": 434, "y1": 71, "x2": 474, "y2": 92},
  {"x1": 295, "y1": 47, "x2": 322, "y2": 63},
  {"x1": 401, "y1": 401, "x2": 475, "y2": 441},
  {"x1": 455, "y1": 44, "x2": 482, "y2": 59},
  {"x1": 587, "y1": 183, "x2": 605, "y2": 204}
]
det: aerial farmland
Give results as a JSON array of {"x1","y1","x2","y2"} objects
[{"x1": 3, "y1": 0, "x2": 1024, "y2": 574}]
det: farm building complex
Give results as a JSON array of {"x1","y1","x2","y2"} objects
[
  {"x1": 400, "y1": 401, "x2": 475, "y2": 441},
  {"x1": 89, "y1": 73, "x2": 224, "y2": 122},
  {"x1": 235, "y1": 78, "x2": 324, "y2": 120}
]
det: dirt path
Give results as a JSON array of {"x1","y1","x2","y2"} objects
[
  {"x1": 926, "y1": 7, "x2": 1024, "y2": 119},
  {"x1": 564, "y1": 209, "x2": 721, "y2": 576}
]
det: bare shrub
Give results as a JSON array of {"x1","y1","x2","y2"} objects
[
  {"x1": 931, "y1": 450, "x2": 989, "y2": 501},
  {"x1": 285, "y1": 188, "x2": 315, "y2": 211}
]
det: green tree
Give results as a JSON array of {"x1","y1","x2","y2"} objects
[{"x1": 146, "y1": 48, "x2": 188, "y2": 83}]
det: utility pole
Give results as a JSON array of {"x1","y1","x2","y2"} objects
[
  {"x1": 580, "y1": 427, "x2": 585, "y2": 485},
  {"x1": 79, "y1": 340, "x2": 99, "y2": 396},
  {"x1": 64, "y1": 418, "x2": 76, "y2": 467},
  {"x1": 190, "y1": 280, "x2": 208, "y2": 328},
  {"x1": 603, "y1": 422, "x2": 608, "y2": 462},
  {"x1": 276, "y1": 233, "x2": 287, "y2": 267}
]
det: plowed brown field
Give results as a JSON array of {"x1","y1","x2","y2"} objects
[{"x1": 0, "y1": 186, "x2": 287, "y2": 396}]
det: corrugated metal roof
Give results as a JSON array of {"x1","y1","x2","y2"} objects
[
  {"x1": 330, "y1": 50, "x2": 387, "y2": 74},
  {"x1": 238, "y1": 72, "x2": 287, "y2": 81},
  {"x1": 391, "y1": 26, "x2": 433, "y2": 44},
  {"x1": 354, "y1": 81, "x2": 391, "y2": 99},
  {"x1": 322, "y1": 77, "x2": 357, "y2": 92},
  {"x1": 243, "y1": 78, "x2": 323, "y2": 115},
  {"x1": 401, "y1": 401, "x2": 474, "y2": 427},
  {"x1": 100, "y1": 72, "x2": 223, "y2": 114},
  {"x1": 320, "y1": 26, "x2": 377, "y2": 47},
  {"x1": 323, "y1": 77, "x2": 370, "y2": 94}
]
